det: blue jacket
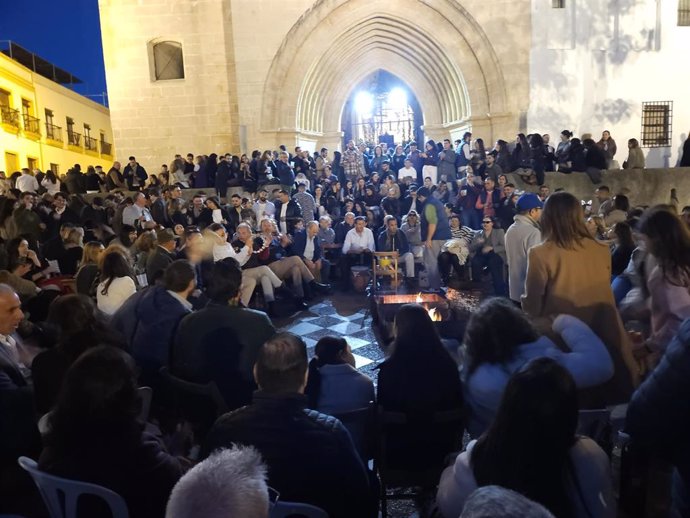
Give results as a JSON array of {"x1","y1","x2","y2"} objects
[
  {"x1": 275, "y1": 160, "x2": 295, "y2": 187},
  {"x1": 112, "y1": 286, "x2": 191, "y2": 376},
  {"x1": 290, "y1": 229, "x2": 322, "y2": 262},
  {"x1": 463, "y1": 315, "x2": 614, "y2": 437},
  {"x1": 627, "y1": 318, "x2": 690, "y2": 499}
]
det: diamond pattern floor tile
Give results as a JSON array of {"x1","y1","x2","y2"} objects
[{"x1": 286, "y1": 322, "x2": 322, "y2": 336}]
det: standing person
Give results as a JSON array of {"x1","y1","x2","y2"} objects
[
  {"x1": 455, "y1": 132, "x2": 472, "y2": 176},
  {"x1": 421, "y1": 140, "x2": 439, "y2": 185},
  {"x1": 406, "y1": 141, "x2": 424, "y2": 185},
  {"x1": 417, "y1": 186, "x2": 452, "y2": 290},
  {"x1": 342, "y1": 140, "x2": 363, "y2": 181},
  {"x1": 41, "y1": 170, "x2": 61, "y2": 195},
  {"x1": 438, "y1": 139, "x2": 457, "y2": 185},
  {"x1": 15, "y1": 168, "x2": 39, "y2": 194},
  {"x1": 123, "y1": 156, "x2": 148, "y2": 191},
  {"x1": 505, "y1": 193, "x2": 543, "y2": 305},
  {"x1": 596, "y1": 130, "x2": 617, "y2": 167},
  {"x1": 522, "y1": 192, "x2": 638, "y2": 405},
  {"x1": 680, "y1": 133, "x2": 690, "y2": 167}
]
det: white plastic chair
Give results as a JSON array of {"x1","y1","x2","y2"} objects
[{"x1": 17, "y1": 457, "x2": 129, "y2": 518}]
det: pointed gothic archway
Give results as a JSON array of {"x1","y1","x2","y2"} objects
[{"x1": 260, "y1": 0, "x2": 518, "y2": 150}]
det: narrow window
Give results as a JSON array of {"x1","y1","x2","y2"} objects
[
  {"x1": 152, "y1": 41, "x2": 185, "y2": 80},
  {"x1": 641, "y1": 101, "x2": 673, "y2": 147},
  {"x1": 680, "y1": 0, "x2": 690, "y2": 26}
]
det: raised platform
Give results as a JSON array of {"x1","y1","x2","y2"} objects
[{"x1": 508, "y1": 167, "x2": 690, "y2": 208}]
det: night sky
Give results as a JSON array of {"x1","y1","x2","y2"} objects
[{"x1": 1, "y1": 0, "x2": 107, "y2": 105}]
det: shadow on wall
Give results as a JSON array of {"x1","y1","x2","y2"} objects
[
  {"x1": 593, "y1": 98, "x2": 633, "y2": 126},
  {"x1": 678, "y1": 134, "x2": 688, "y2": 167},
  {"x1": 646, "y1": 148, "x2": 671, "y2": 169}
]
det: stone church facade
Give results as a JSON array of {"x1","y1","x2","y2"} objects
[{"x1": 99, "y1": 0, "x2": 690, "y2": 170}]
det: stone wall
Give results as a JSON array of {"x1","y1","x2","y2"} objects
[{"x1": 512, "y1": 167, "x2": 690, "y2": 208}]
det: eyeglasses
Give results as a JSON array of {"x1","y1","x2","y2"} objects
[{"x1": 482, "y1": 220, "x2": 492, "y2": 224}]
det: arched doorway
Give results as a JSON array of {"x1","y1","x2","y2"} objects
[{"x1": 341, "y1": 70, "x2": 424, "y2": 149}]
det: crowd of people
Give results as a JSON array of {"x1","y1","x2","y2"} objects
[{"x1": 0, "y1": 130, "x2": 690, "y2": 518}]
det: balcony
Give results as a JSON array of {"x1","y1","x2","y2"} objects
[
  {"x1": 23, "y1": 114, "x2": 40, "y2": 139},
  {"x1": 45, "y1": 122, "x2": 62, "y2": 142},
  {"x1": 84, "y1": 135, "x2": 99, "y2": 156},
  {"x1": 1, "y1": 105, "x2": 20, "y2": 133},
  {"x1": 67, "y1": 130, "x2": 82, "y2": 151},
  {"x1": 100, "y1": 140, "x2": 113, "y2": 157}
]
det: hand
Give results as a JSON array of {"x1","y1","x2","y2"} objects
[
  {"x1": 39, "y1": 223, "x2": 47, "y2": 230},
  {"x1": 424, "y1": 239, "x2": 433, "y2": 248},
  {"x1": 305, "y1": 259, "x2": 315, "y2": 269},
  {"x1": 27, "y1": 249, "x2": 39, "y2": 263},
  {"x1": 482, "y1": 246, "x2": 493, "y2": 254}
]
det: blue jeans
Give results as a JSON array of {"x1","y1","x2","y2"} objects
[
  {"x1": 471, "y1": 251, "x2": 507, "y2": 296},
  {"x1": 462, "y1": 208, "x2": 481, "y2": 230}
]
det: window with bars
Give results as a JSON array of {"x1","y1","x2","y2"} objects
[
  {"x1": 679, "y1": 0, "x2": 690, "y2": 26},
  {"x1": 152, "y1": 41, "x2": 185, "y2": 80},
  {"x1": 641, "y1": 101, "x2": 673, "y2": 147}
]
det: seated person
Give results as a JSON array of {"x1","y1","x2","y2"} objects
[
  {"x1": 377, "y1": 215, "x2": 415, "y2": 285},
  {"x1": 377, "y1": 305, "x2": 463, "y2": 471},
  {"x1": 341, "y1": 216, "x2": 375, "y2": 290},
  {"x1": 289, "y1": 220, "x2": 331, "y2": 284},
  {"x1": 439, "y1": 214, "x2": 475, "y2": 285},
  {"x1": 173, "y1": 258, "x2": 276, "y2": 410},
  {"x1": 202, "y1": 332, "x2": 377, "y2": 518},
  {"x1": 39, "y1": 347, "x2": 185, "y2": 518},
  {"x1": 462, "y1": 298, "x2": 614, "y2": 437},
  {"x1": 400, "y1": 210, "x2": 424, "y2": 258},
  {"x1": 166, "y1": 446, "x2": 270, "y2": 518},
  {"x1": 437, "y1": 358, "x2": 615, "y2": 518},
  {"x1": 305, "y1": 336, "x2": 375, "y2": 415},
  {"x1": 469, "y1": 217, "x2": 507, "y2": 296}
]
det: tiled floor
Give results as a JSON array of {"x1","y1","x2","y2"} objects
[{"x1": 275, "y1": 292, "x2": 384, "y2": 381}]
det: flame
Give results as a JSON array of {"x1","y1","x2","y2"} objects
[
  {"x1": 428, "y1": 307, "x2": 442, "y2": 322},
  {"x1": 415, "y1": 292, "x2": 423, "y2": 303}
]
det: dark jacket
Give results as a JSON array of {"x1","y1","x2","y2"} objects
[
  {"x1": 145, "y1": 246, "x2": 176, "y2": 286},
  {"x1": 123, "y1": 164, "x2": 148, "y2": 190},
  {"x1": 64, "y1": 170, "x2": 86, "y2": 194},
  {"x1": 47, "y1": 208, "x2": 80, "y2": 239},
  {"x1": 290, "y1": 229, "x2": 322, "y2": 262},
  {"x1": 75, "y1": 263, "x2": 99, "y2": 297},
  {"x1": 334, "y1": 221, "x2": 353, "y2": 244},
  {"x1": 275, "y1": 160, "x2": 295, "y2": 187},
  {"x1": 189, "y1": 207, "x2": 213, "y2": 229},
  {"x1": 84, "y1": 172, "x2": 102, "y2": 192},
  {"x1": 202, "y1": 392, "x2": 377, "y2": 518},
  {"x1": 150, "y1": 198, "x2": 170, "y2": 227},
  {"x1": 39, "y1": 432, "x2": 183, "y2": 518},
  {"x1": 380, "y1": 196, "x2": 401, "y2": 218},
  {"x1": 585, "y1": 145, "x2": 608, "y2": 170},
  {"x1": 112, "y1": 286, "x2": 191, "y2": 379},
  {"x1": 273, "y1": 199, "x2": 303, "y2": 235},
  {"x1": 172, "y1": 303, "x2": 276, "y2": 410},
  {"x1": 106, "y1": 167, "x2": 126, "y2": 190},
  {"x1": 681, "y1": 139, "x2": 690, "y2": 167},
  {"x1": 626, "y1": 319, "x2": 690, "y2": 507},
  {"x1": 377, "y1": 229, "x2": 410, "y2": 255}
]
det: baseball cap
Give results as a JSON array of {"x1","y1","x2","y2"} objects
[
  {"x1": 156, "y1": 228, "x2": 178, "y2": 244},
  {"x1": 516, "y1": 193, "x2": 544, "y2": 212}
]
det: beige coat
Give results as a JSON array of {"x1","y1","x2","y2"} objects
[{"x1": 522, "y1": 238, "x2": 638, "y2": 404}]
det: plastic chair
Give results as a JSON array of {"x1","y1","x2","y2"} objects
[
  {"x1": 270, "y1": 501, "x2": 328, "y2": 518},
  {"x1": 17, "y1": 457, "x2": 129, "y2": 518}
]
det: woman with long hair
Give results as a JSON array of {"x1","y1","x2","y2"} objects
[
  {"x1": 493, "y1": 139, "x2": 513, "y2": 173},
  {"x1": 96, "y1": 248, "x2": 136, "y2": 316},
  {"x1": 421, "y1": 139, "x2": 439, "y2": 184},
  {"x1": 41, "y1": 169, "x2": 61, "y2": 195},
  {"x1": 471, "y1": 138, "x2": 487, "y2": 178},
  {"x1": 636, "y1": 207, "x2": 690, "y2": 359},
  {"x1": 32, "y1": 294, "x2": 124, "y2": 414},
  {"x1": 305, "y1": 336, "x2": 374, "y2": 415},
  {"x1": 522, "y1": 192, "x2": 638, "y2": 404},
  {"x1": 377, "y1": 304, "x2": 463, "y2": 470},
  {"x1": 6, "y1": 236, "x2": 46, "y2": 281},
  {"x1": 604, "y1": 194, "x2": 630, "y2": 227},
  {"x1": 438, "y1": 358, "x2": 615, "y2": 518},
  {"x1": 623, "y1": 138, "x2": 645, "y2": 170},
  {"x1": 461, "y1": 298, "x2": 613, "y2": 437},
  {"x1": 597, "y1": 130, "x2": 617, "y2": 164},
  {"x1": 58, "y1": 227, "x2": 84, "y2": 276},
  {"x1": 39, "y1": 346, "x2": 184, "y2": 518},
  {"x1": 555, "y1": 130, "x2": 573, "y2": 169},
  {"x1": 76, "y1": 241, "x2": 105, "y2": 296},
  {"x1": 369, "y1": 145, "x2": 385, "y2": 174},
  {"x1": 586, "y1": 215, "x2": 609, "y2": 241}
]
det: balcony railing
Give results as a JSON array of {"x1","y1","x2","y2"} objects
[
  {"x1": 101, "y1": 140, "x2": 112, "y2": 156},
  {"x1": 0, "y1": 106, "x2": 20, "y2": 128},
  {"x1": 67, "y1": 130, "x2": 82, "y2": 147},
  {"x1": 46, "y1": 123, "x2": 62, "y2": 142},
  {"x1": 23, "y1": 114, "x2": 40, "y2": 134},
  {"x1": 84, "y1": 135, "x2": 98, "y2": 151}
]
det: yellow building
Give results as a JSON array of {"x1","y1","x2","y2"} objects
[{"x1": 0, "y1": 41, "x2": 115, "y2": 177}]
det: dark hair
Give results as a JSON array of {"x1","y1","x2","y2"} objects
[
  {"x1": 560, "y1": 130, "x2": 573, "y2": 138},
  {"x1": 46, "y1": 346, "x2": 142, "y2": 456},
  {"x1": 118, "y1": 224, "x2": 137, "y2": 248},
  {"x1": 388, "y1": 304, "x2": 454, "y2": 368},
  {"x1": 638, "y1": 206, "x2": 690, "y2": 284},
  {"x1": 613, "y1": 194, "x2": 629, "y2": 212},
  {"x1": 255, "y1": 333, "x2": 308, "y2": 393},
  {"x1": 47, "y1": 294, "x2": 123, "y2": 362},
  {"x1": 163, "y1": 260, "x2": 196, "y2": 292},
  {"x1": 541, "y1": 192, "x2": 593, "y2": 249},
  {"x1": 305, "y1": 336, "x2": 348, "y2": 408},
  {"x1": 463, "y1": 298, "x2": 539, "y2": 375},
  {"x1": 471, "y1": 358, "x2": 578, "y2": 518},
  {"x1": 207, "y1": 257, "x2": 242, "y2": 303},
  {"x1": 99, "y1": 250, "x2": 133, "y2": 296},
  {"x1": 612, "y1": 221, "x2": 635, "y2": 250}
]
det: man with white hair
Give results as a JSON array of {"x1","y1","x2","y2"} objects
[{"x1": 166, "y1": 445, "x2": 269, "y2": 518}]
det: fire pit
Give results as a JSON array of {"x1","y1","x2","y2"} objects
[{"x1": 371, "y1": 291, "x2": 471, "y2": 344}]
